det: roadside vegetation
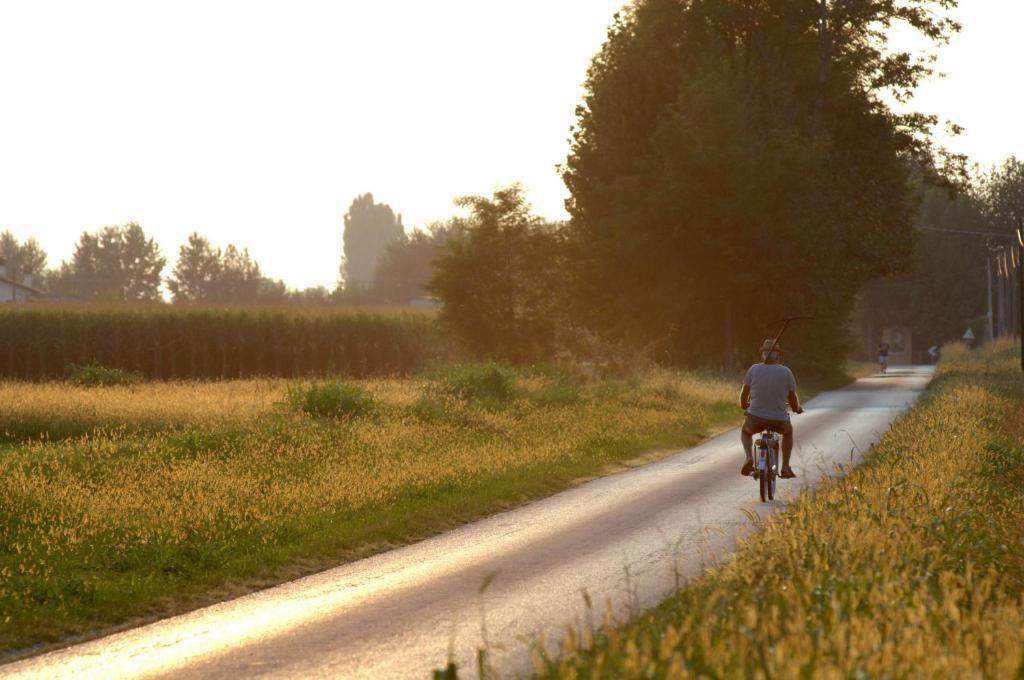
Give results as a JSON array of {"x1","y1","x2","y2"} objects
[
  {"x1": 0, "y1": 363, "x2": 741, "y2": 656},
  {"x1": 533, "y1": 341, "x2": 1024, "y2": 679}
]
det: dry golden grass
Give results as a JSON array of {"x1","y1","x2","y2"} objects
[
  {"x1": 535, "y1": 340, "x2": 1024, "y2": 679},
  {"x1": 0, "y1": 380, "x2": 286, "y2": 436}
]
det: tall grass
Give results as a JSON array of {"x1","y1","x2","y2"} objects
[
  {"x1": 0, "y1": 379, "x2": 285, "y2": 442},
  {"x1": 534, "y1": 340, "x2": 1024, "y2": 678},
  {"x1": 0, "y1": 304, "x2": 444, "y2": 380},
  {"x1": 0, "y1": 366, "x2": 739, "y2": 656}
]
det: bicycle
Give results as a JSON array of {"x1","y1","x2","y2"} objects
[{"x1": 751, "y1": 429, "x2": 779, "y2": 502}]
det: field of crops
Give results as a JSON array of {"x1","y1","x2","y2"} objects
[
  {"x1": 534, "y1": 341, "x2": 1024, "y2": 678},
  {"x1": 0, "y1": 364, "x2": 740, "y2": 657},
  {"x1": 0, "y1": 305, "x2": 443, "y2": 380}
]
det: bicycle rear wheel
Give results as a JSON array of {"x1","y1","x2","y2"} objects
[
  {"x1": 767, "y1": 449, "x2": 777, "y2": 500},
  {"x1": 759, "y1": 468, "x2": 768, "y2": 502}
]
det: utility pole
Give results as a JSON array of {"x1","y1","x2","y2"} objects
[
  {"x1": 986, "y1": 255, "x2": 994, "y2": 342},
  {"x1": 1017, "y1": 224, "x2": 1023, "y2": 373},
  {"x1": 919, "y1": 226, "x2": 1024, "y2": 357}
]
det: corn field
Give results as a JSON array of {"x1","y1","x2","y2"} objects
[{"x1": 0, "y1": 305, "x2": 444, "y2": 380}]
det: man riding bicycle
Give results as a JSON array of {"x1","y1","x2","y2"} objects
[{"x1": 739, "y1": 339, "x2": 802, "y2": 479}]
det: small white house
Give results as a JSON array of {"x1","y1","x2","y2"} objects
[{"x1": 0, "y1": 259, "x2": 42, "y2": 302}]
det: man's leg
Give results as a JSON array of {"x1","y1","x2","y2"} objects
[
  {"x1": 740, "y1": 418, "x2": 755, "y2": 476},
  {"x1": 780, "y1": 430, "x2": 796, "y2": 477}
]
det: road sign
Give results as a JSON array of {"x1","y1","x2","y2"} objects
[{"x1": 963, "y1": 328, "x2": 975, "y2": 341}]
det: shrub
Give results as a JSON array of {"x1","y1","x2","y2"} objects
[
  {"x1": 523, "y1": 364, "x2": 583, "y2": 407},
  {"x1": 287, "y1": 381, "x2": 374, "y2": 419},
  {"x1": 526, "y1": 382, "x2": 580, "y2": 407},
  {"x1": 65, "y1": 363, "x2": 143, "y2": 387},
  {"x1": 410, "y1": 394, "x2": 450, "y2": 422},
  {"x1": 438, "y1": 362, "x2": 518, "y2": 406}
]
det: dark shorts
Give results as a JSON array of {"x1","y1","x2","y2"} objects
[{"x1": 742, "y1": 413, "x2": 793, "y2": 436}]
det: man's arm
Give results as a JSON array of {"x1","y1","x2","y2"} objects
[
  {"x1": 788, "y1": 390, "x2": 803, "y2": 414},
  {"x1": 740, "y1": 384, "x2": 751, "y2": 410}
]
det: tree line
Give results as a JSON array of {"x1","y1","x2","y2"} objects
[
  {"x1": 0, "y1": 192, "x2": 453, "y2": 305},
  {"x1": 419, "y1": 0, "x2": 1023, "y2": 377},
  {"x1": 6, "y1": 0, "x2": 1019, "y2": 378},
  {"x1": 0, "y1": 224, "x2": 296, "y2": 304}
]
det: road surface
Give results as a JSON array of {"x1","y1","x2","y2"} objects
[{"x1": 2, "y1": 367, "x2": 933, "y2": 679}]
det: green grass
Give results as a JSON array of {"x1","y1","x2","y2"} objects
[
  {"x1": 530, "y1": 341, "x2": 1024, "y2": 679},
  {"x1": 0, "y1": 365, "x2": 741, "y2": 658}
]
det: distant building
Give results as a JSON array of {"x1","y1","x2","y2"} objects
[{"x1": 0, "y1": 258, "x2": 43, "y2": 302}]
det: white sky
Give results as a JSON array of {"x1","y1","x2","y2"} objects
[{"x1": 0, "y1": 1, "x2": 1021, "y2": 291}]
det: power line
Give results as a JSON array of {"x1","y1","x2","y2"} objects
[{"x1": 917, "y1": 225, "x2": 1019, "y2": 238}]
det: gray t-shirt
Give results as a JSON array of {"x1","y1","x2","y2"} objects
[{"x1": 743, "y1": 363, "x2": 797, "y2": 421}]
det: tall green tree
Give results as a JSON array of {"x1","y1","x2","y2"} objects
[
  {"x1": 52, "y1": 223, "x2": 165, "y2": 302},
  {"x1": 0, "y1": 231, "x2": 47, "y2": 288},
  {"x1": 341, "y1": 193, "x2": 404, "y2": 289},
  {"x1": 563, "y1": 0, "x2": 960, "y2": 374},
  {"x1": 428, "y1": 185, "x2": 566, "y2": 361}
]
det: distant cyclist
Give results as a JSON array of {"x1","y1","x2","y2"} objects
[
  {"x1": 877, "y1": 341, "x2": 890, "y2": 373},
  {"x1": 739, "y1": 339, "x2": 802, "y2": 479}
]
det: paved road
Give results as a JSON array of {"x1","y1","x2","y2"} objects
[{"x1": 2, "y1": 367, "x2": 933, "y2": 680}]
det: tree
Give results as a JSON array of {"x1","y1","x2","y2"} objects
[
  {"x1": 976, "y1": 157, "x2": 1024, "y2": 338},
  {"x1": 341, "y1": 193, "x2": 404, "y2": 289},
  {"x1": 0, "y1": 231, "x2": 47, "y2": 288},
  {"x1": 562, "y1": 0, "x2": 960, "y2": 374},
  {"x1": 53, "y1": 223, "x2": 165, "y2": 302},
  {"x1": 372, "y1": 222, "x2": 454, "y2": 304},
  {"x1": 167, "y1": 232, "x2": 221, "y2": 303},
  {"x1": 979, "y1": 157, "x2": 1024, "y2": 234},
  {"x1": 859, "y1": 187, "x2": 989, "y2": 355},
  {"x1": 216, "y1": 244, "x2": 263, "y2": 303},
  {"x1": 257, "y1": 277, "x2": 290, "y2": 304},
  {"x1": 289, "y1": 286, "x2": 334, "y2": 305},
  {"x1": 427, "y1": 185, "x2": 566, "y2": 361},
  {"x1": 167, "y1": 234, "x2": 283, "y2": 304}
]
